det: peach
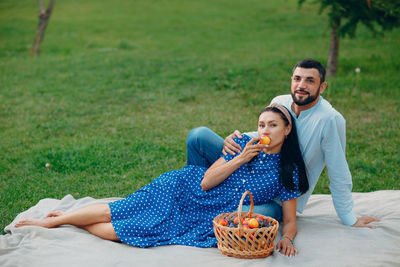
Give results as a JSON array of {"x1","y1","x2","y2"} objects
[
  {"x1": 218, "y1": 218, "x2": 228, "y2": 226},
  {"x1": 242, "y1": 218, "x2": 251, "y2": 225},
  {"x1": 233, "y1": 216, "x2": 242, "y2": 225},
  {"x1": 248, "y1": 218, "x2": 259, "y2": 229},
  {"x1": 260, "y1": 136, "x2": 271, "y2": 145}
]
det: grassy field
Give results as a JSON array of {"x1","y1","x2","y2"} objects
[{"x1": 1, "y1": 0, "x2": 399, "y2": 232}]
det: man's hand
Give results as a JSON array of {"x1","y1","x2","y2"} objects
[
  {"x1": 352, "y1": 216, "x2": 380, "y2": 228},
  {"x1": 222, "y1": 130, "x2": 243, "y2": 156}
]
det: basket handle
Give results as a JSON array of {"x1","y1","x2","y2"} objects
[{"x1": 237, "y1": 191, "x2": 254, "y2": 231}]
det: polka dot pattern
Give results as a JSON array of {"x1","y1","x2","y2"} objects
[{"x1": 109, "y1": 134, "x2": 300, "y2": 248}]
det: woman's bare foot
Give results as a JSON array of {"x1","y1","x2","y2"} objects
[
  {"x1": 46, "y1": 210, "x2": 64, "y2": 218},
  {"x1": 15, "y1": 210, "x2": 65, "y2": 228},
  {"x1": 15, "y1": 218, "x2": 56, "y2": 228}
]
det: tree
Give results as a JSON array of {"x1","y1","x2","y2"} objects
[
  {"x1": 31, "y1": 0, "x2": 55, "y2": 55},
  {"x1": 299, "y1": 0, "x2": 400, "y2": 77}
]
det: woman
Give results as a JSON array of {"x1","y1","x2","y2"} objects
[{"x1": 16, "y1": 104, "x2": 308, "y2": 257}]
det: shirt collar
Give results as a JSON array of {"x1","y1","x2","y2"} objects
[{"x1": 289, "y1": 96, "x2": 323, "y2": 120}]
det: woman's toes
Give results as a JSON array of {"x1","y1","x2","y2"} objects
[
  {"x1": 15, "y1": 219, "x2": 34, "y2": 228},
  {"x1": 15, "y1": 218, "x2": 52, "y2": 228}
]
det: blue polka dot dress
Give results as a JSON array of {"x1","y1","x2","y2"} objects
[{"x1": 109, "y1": 134, "x2": 300, "y2": 248}]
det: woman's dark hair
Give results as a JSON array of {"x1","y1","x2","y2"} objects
[{"x1": 262, "y1": 106, "x2": 309, "y2": 194}]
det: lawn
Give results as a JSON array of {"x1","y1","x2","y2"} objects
[{"x1": 1, "y1": 0, "x2": 399, "y2": 232}]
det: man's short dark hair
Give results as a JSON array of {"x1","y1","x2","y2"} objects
[{"x1": 292, "y1": 59, "x2": 326, "y2": 83}]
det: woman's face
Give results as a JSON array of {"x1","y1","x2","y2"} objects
[{"x1": 258, "y1": 111, "x2": 291, "y2": 154}]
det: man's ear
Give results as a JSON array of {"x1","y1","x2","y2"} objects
[{"x1": 319, "y1": 81, "x2": 328, "y2": 94}]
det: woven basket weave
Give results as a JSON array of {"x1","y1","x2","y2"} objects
[{"x1": 213, "y1": 191, "x2": 279, "y2": 259}]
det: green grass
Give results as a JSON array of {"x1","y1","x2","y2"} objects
[{"x1": 1, "y1": 0, "x2": 399, "y2": 232}]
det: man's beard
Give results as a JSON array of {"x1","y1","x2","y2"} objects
[{"x1": 291, "y1": 88, "x2": 320, "y2": 106}]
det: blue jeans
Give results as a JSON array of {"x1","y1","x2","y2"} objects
[{"x1": 186, "y1": 126, "x2": 283, "y2": 221}]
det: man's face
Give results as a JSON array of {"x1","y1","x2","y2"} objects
[{"x1": 290, "y1": 67, "x2": 326, "y2": 106}]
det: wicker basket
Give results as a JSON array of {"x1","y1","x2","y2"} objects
[{"x1": 213, "y1": 191, "x2": 279, "y2": 259}]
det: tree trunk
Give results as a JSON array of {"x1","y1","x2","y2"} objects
[
  {"x1": 31, "y1": 0, "x2": 55, "y2": 55},
  {"x1": 327, "y1": 16, "x2": 341, "y2": 77}
]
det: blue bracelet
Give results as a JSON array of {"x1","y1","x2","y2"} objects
[{"x1": 280, "y1": 235, "x2": 294, "y2": 245}]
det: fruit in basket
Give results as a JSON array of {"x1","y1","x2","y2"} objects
[
  {"x1": 248, "y1": 218, "x2": 259, "y2": 229},
  {"x1": 242, "y1": 217, "x2": 251, "y2": 226},
  {"x1": 214, "y1": 192, "x2": 278, "y2": 259},
  {"x1": 218, "y1": 218, "x2": 228, "y2": 226},
  {"x1": 218, "y1": 214, "x2": 272, "y2": 229},
  {"x1": 260, "y1": 136, "x2": 271, "y2": 145},
  {"x1": 233, "y1": 216, "x2": 242, "y2": 225},
  {"x1": 256, "y1": 217, "x2": 264, "y2": 225}
]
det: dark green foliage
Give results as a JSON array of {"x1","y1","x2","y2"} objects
[{"x1": 299, "y1": 0, "x2": 400, "y2": 37}]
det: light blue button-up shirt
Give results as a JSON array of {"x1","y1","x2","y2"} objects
[{"x1": 249, "y1": 95, "x2": 357, "y2": 226}]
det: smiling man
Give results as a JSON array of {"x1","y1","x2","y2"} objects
[
  {"x1": 186, "y1": 58, "x2": 379, "y2": 228},
  {"x1": 289, "y1": 62, "x2": 327, "y2": 115}
]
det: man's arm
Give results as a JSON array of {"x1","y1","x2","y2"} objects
[{"x1": 321, "y1": 115, "x2": 379, "y2": 227}]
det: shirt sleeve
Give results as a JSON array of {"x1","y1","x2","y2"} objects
[
  {"x1": 279, "y1": 166, "x2": 301, "y2": 202},
  {"x1": 321, "y1": 115, "x2": 357, "y2": 226},
  {"x1": 243, "y1": 131, "x2": 258, "y2": 138}
]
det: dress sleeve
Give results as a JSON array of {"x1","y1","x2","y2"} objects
[
  {"x1": 279, "y1": 166, "x2": 301, "y2": 202},
  {"x1": 222, "y1": 135, "x2": 251, "y2": 162}
]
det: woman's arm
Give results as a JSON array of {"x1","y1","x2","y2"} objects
[
  {"x1": 201, "y1": 137, "x2": 263, "y2": 191},
  {"x1": 276, "y1": 198, "x2": 298, "y2": 257}
]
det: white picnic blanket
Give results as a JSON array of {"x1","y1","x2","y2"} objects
[{"x1": 1, "y1": 190, "x2": 399, "y2": 267}]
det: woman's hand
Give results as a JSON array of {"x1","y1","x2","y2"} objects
[
  {"x1": 276, "y1": 236, "x2": 298, "y2": 257},
  {"x1": 202, "y1": 137, "x2": 263, "y2": 190},
  {"x1": 236, "y1": 137, "x2": 264, "y2": 163},
  {"x1": 222, "y1": 130, "x2": 243, "y2": 156},
  {"x1": 277, "y1": 198, "x2": 298, "y2": 257}
]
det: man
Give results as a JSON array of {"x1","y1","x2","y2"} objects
[{"x1": 186, "y1": 58, "x2": 379, "y2": 228}]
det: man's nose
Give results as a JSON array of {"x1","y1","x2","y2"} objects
[{"x1": 298, "y1": 79, "x2": 307, "y2": 88}]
